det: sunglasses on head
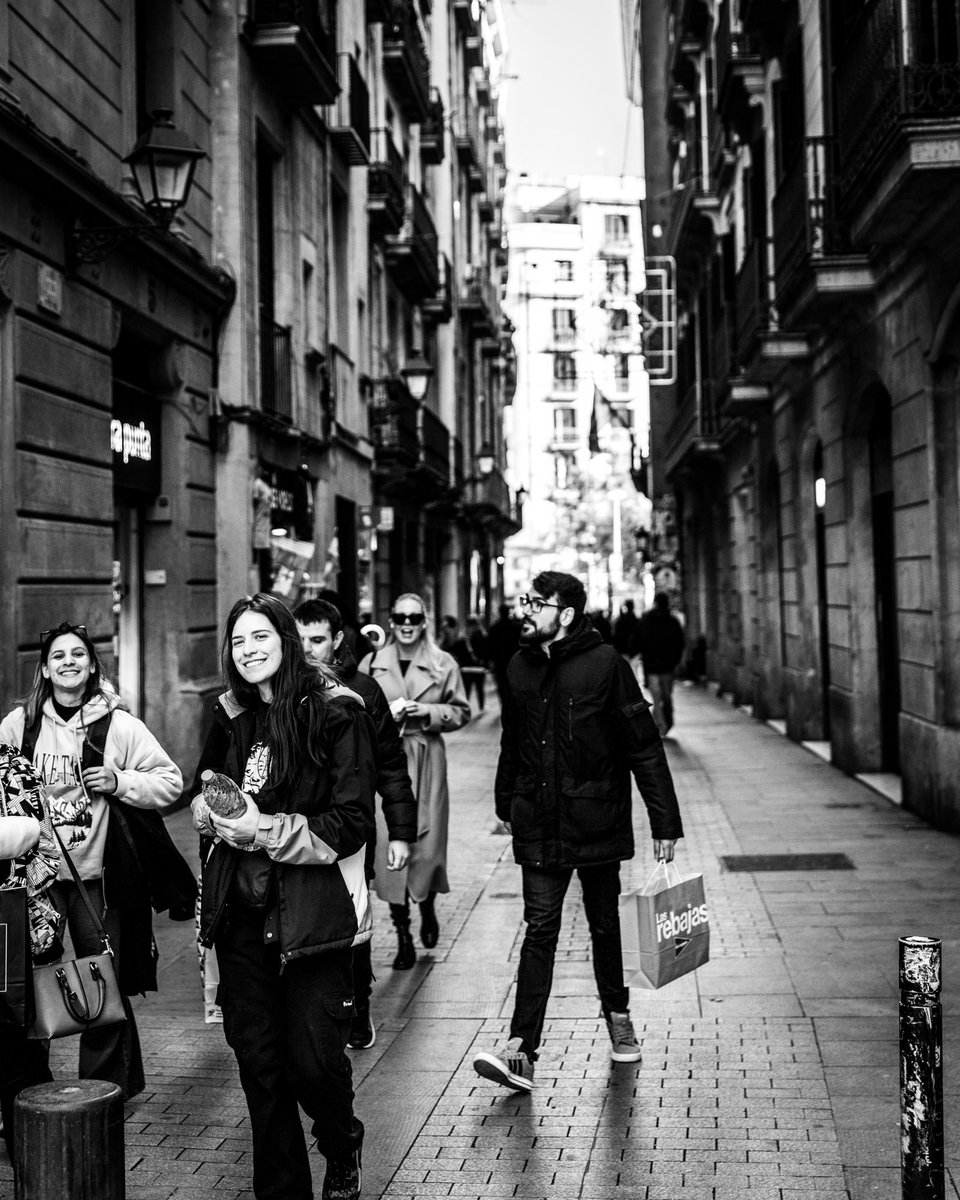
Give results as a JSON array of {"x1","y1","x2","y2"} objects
[
  {"x1": 40, "y1": 623, "x2": 88, "y2": 652},
  {"x1": 391, "y1": 612, "x2": 425, "y2": 626}
]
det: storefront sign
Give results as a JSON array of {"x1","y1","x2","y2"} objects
[
  {"x1": 112, "y1": 383, "x2": 162, "y2": 495},
  {"x1": 261, "y1": 464, "x2": 313, "y2": 541},
  {"x1": 37, "y1": 264, "x2": 63, "y2": 315}
]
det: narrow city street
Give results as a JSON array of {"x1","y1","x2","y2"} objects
[{"x1": 4, "y1": 684, "x2": 957, "y2": 1200}]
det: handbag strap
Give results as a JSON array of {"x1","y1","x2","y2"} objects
[{"x1": 51, "y1": 827, "x2": 112, "y2": 952}]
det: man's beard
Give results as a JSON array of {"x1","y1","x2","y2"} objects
[{"x1": 519, "y1": 614, "x2": 560, "y2": 646}]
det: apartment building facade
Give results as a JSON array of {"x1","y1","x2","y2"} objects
[
  {"x1": 503, "y1": 175, "x2": 647, "y2": 608},
  {"x1": 0, "y1": 0, "x2": 517, "y2": 770},
  {"x1": 632, "y1": 0, "x2": 960, "y2": 830}
]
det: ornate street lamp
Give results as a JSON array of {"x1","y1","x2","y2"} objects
[
  {"x1": 475, "y1": 440, "x2": 495, "y2": 477},
  {"x1": 71, "y1": 109, "x2": 206, "y2": 265},
  {"x1": 400, "y1": 350, "x2": 434, "y2": 401}
]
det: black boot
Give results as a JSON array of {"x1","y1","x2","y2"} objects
[
  {"x1": 390, "y1": 903, "x2": 416, "y2": 970},
  {"x1": 419, "y1": 893, "x2": 439, "y2": 948}
]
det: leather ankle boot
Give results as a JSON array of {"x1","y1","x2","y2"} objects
[
  {"x1": 390, "y1": 904, "x2": 416, "y2": 970},
  {"x1": 419, "y1": 894, "x2": 439, "y2": 949}
]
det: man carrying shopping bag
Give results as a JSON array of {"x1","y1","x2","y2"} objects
[{"x1": 473, "y1": 571, "x2": 684, "y2": 1092}]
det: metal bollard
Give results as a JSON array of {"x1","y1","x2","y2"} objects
[
  {"x1": 899, "y1": 936, "x2": 943, "y2": 1200},
  {"x1": 14, "y1": 1079, "x2": 125, "y2": 1200}
]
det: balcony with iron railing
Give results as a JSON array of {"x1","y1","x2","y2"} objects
[
  {"x1": 246, "y1": 1, "x2": 339, "y2": 107},
  {"x1": 463, "y1": 465, "x2": 519, "y2": 534},
  {"x1": 661, "y1": 379, "x2": 720, "y2": 480},
  {"x1": 550, "y1": 375, "x2": 578, "y2": 395},
  {"x1": 710, "y1": 302, "x2": 737, "y2": 393},
  {"x1": 330, "y1": 53, "x2": 371, "y2": 166},
  {"x1": 453, "y1": 0, "x2": 480, "y2": 38},
  {"x1": 383, "y1": 182, "x2": 441, "y2": 302},
  {"x1": 417, "y1": 404, "x2": 451, "y2": 489},
  {"x1": 420, "y1": 88, "x2": 446, "y2": 165},
  {"x1": 382, "y1": 0, "x2": 431, "y2": 123},
  {"x1": 459, "y1": 265, "x2": 497, "y2": 336},
  {"x1": 454, "y1": 103, "x2": 482, "y2": 172},
  {"x1": 369, "y1": 377, "x2": 419, "y2": 472},
  {"x1": 367, "y1": 128, "x2": 406, "y2": 237},
  {"x1": 734, "y1": 236, "x2": 771, "y2": 366},
  {"x1": 715, "y1": 4, "x2": 764, "y2": 119},
  {"x1": 835, "y1": 0, "x2": 960, "y2": 241},
  {"x1": 551, "y1": 326, "x2": 577, "y2": 349},
  {"x1": 260, "y1": 319, "x2": 293, "y2": 422},
  {"x1": 771, "y1": 136, "x2": 873, "y2": 320},
  {"x1": 422, "y1": 252, "x2": 452, "y2": 325}
]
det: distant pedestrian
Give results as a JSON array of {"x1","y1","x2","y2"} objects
[
  {"x1": 612, "y1": 599, "x2": 639, "y2": 660},
  {"x1": 487, "y1": 602, "x2": 522, "y2": 711},
  {"x1": 191, "y1": 594, "x2": 376, "y2": 1200},
  {"x1": 632, "y1": 593, "x2": 686, "y2": 735},
  {"x1": 439, "y1": 616, "x2": 486, "y2": 713},
  {"x1": 360, "y1": 594, "x2": 470, "y2": 968},
  {"x1": 294, "y1": 598, "x2": 417, "y2": 1050},
  {"x1": 464, "y1": 615, "x2": 491, "y2": 712},
  {"x1": 473, "y1": 571, "x2": 683, "y2": 1092},
  {"x1": 0, "y1": 622, "x2": 191, "y2": 1104},
  {"x1": 591, "y1": 609, "x2": 613, "y2": 643}
]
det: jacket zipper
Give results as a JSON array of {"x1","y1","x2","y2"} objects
[{"x1": 568, "y1": 696, "x2": 573, "y2": 741}]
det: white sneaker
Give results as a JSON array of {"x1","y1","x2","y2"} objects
[
  {"x1": 473, "y1": 1037, "x2": 536, "y2": 1091},
  {"x1": 606, "y1": 1011, "x2": 642, "y2": 1063}
]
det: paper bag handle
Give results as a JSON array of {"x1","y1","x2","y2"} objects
[{"x1": 641, "y1": 858, "x2": 683, "y2": 895}]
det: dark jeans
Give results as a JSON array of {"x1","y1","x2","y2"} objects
[
  {"x1": 352, "y1": 937, "x2": 373, "y2": 1009},
  {"x1": 47, "y1": 880, "x2": 144, "y2": 1098},
  {"x1": 461, "y1": 668, "x2": 486, "y2": 709},
  {"x1": 511, "y1": 862, "x2": 629, "y2": 1060},
  {"x1": 216, "y1": 908, "x2": 364, "y2": 1200}
]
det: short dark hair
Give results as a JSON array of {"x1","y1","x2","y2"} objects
[
  {"x1": 532, "y1": 571, "x2": 586, "y2": 620},
  {"x1": 293, "y1": 598, "x2": 343, "y2": 635},
  {"x1": 653, "y1": 592, "x2": 670, "y2": 612}
]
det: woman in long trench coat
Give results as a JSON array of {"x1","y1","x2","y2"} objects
[{"x1": 360, "y1": 593, "x2": 470, "y2": 968}]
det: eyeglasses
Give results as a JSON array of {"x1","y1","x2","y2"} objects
[
  {"x1": 40, "y1": 623, "x2": 88, "y2": 651},
  {"x1": 517, "y1": 594, "x2": 561, "y2": 614},
  {"x1": 391, "y1": 612, "x2": 425, "y2": 626}
]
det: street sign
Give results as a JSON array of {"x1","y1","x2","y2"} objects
[{"x1": 640, "y1": 256, "x2": 677, "y2": 384}]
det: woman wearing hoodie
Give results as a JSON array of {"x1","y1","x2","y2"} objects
[{"x1": 0, "y1": 621, "x2": 185, "y2": 1100}]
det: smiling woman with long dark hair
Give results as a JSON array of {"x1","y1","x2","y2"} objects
[{"x1": 191, "y1": 593, "x2": 377, "y2": 1200}]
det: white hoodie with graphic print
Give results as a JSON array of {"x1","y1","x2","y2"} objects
[{"x1": 0, "y1": 694, "x2": 183, "y2": 882}]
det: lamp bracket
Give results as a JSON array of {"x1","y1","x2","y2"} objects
[{"x1": 70, "y1": 218, "x2": 170, "y2": 267}]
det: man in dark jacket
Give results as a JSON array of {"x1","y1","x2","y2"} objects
[
  {"x1": 631, "y1": 592, "x2": 686, "y2": 735},
  {"x1": 473, "y1": 571, "x2": 683, "y2": 1092},
  {"x1": 294, "y1": 599, "x2": 417, "y2": 1049},
  {"x1": 486, "y1": 603, "x2": 522, "y2": 714}
]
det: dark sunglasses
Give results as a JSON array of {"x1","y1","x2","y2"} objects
[
  {"x1": 390, "y1": 612, "x2": 425, "y2": 626},
  {"x1": 40, "y1": 623, "x2": 88, "y2": 652}
]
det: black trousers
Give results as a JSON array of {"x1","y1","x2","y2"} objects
[
  {"x1": 0, "y1": 1029, "x2": 51, "y2": 1166},
  {"x1": 216, "y1": 909, "x2": 364, "y2": 1200},
  {"x1": 510, "y1": 862, "x2": 629, "y2": 1060}
]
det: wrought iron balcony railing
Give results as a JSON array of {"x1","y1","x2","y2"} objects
[
  {"x1": 382, "y1": 0, "x2": 431, "y2": 123},
  {"x1": 420, "y1": 88, "x2": 446, "y2": 165},
  {"x1": 369, "y1": 377, "x2": 419, "y2": 466},
  {"x1": 368, "y1": 127, "x2": 406, "y2": 236},
  {"x1": 734, "y1": 237, "x2": 772, "y2": 364},
  {"x1": 330, "y1": 53, "x2": 371, "y2": 165},
  {"x1": 247, "y1": 1, "x2": 339, "y2": 107},
  {"x1": 261, "y1": 319, "x2": 293, "y2": 421},
  {"x1": 383, "y1": 182, "x2": 441, "y2": 301}
]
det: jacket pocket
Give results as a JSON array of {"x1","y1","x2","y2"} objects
[
  {"x1": 509, "y1": 775, "x2": 537, "y2": 838},
  {"x1": 323, "y1": 990, "x2": 357, "y2": 1021},
  {"x1": 559, "y1": 775, "x2": 623, "y2": 843}
]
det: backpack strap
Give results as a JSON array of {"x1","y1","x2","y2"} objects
[
  {"x1": 18, "y1": 709, "x2": 44, "y2": 763},
  {"x1": 80, "y1": 713, "x2": 113, "y2": 771}
]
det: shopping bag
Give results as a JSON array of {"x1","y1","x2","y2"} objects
[
  {"x1": 0, "y1": 885, "x2": 30, "y2": 1027},
  {"x1": 620, "y1": 860, "x2": 710, "y2": 989}
]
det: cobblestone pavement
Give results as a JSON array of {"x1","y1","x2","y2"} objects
[{"x1": 2, "y1": 683, "x2": 958, "y2": 1199}]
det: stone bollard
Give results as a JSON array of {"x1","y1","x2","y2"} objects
[
  {"x1": 899, "y1": 936, "x2": 944, "y2": 1200},
  {"x1": 14, "y1": 1079, "x2": 125, "y2": 1200}
]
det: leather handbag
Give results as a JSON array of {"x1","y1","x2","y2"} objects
[{"x1": 28, "y1": 830, "x2": 126, "y2": 1040}]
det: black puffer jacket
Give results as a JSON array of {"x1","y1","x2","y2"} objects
[
  {"x1": 495, "y1": 619, "x2": 683, "y2": 868},
  {"x1": 333, "y1": 645, "x2": 417, "y2": 844}
]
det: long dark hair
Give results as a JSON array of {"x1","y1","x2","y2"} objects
[
  {"x1": 221, "y1": 594, "x2": 339, "y2": 793},
  {"x1": 19, "y1": 622, "x2": 115, "y2": 726}
]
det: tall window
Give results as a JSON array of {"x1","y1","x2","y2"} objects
[
  {"x1": 552, "y1": 307, "x2": 576, "y2": 344},
  {"x1": 553, "y1": 352, "x2": 577, "y2": 391},
  {"x1": 606, "y1": 259, "x2": 629, "y2": 294},
  {"x1": 555, "y1": 259, "x2": 573, "y2": 282},
  {"x1": 604, "y1": 212, "x2": 629, "y2": 242},
  {"x1": 614, "y1": 354, "x2": 630, "y2": 392},
  {"x1": 553, "y1": 407, "x2": 577, "y2": 443}
]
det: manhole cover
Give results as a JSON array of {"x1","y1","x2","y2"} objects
[{"x1": 721, "y1": 853, "x2": 855, "y2": 872}]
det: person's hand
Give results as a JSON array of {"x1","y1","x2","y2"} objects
[
  {"x1": 210, "y1": 795, "x2": 261, "y2": 848},
  {"x1": 404, "y1": 700, "x2": 427, "y2": 719},
  {"x1": 654, "y1": 838, "x2": 676, "y2": 863},
  {"x1": 81, "y1": 765, "x2": 118, "y2": 795},
  {"x1": 389, "y1": 697, "x2": 407, "y2": 723},
  {"x1": 190, "y1": 796, "x2": 215, "y2": 837},
  {"x1": 386, "y1": 840, "x2": 410, "y2": 870}
]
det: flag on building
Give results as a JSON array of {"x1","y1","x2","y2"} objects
[{"x1": 588, "y1": 384, "x2": 632, "y2": 454}]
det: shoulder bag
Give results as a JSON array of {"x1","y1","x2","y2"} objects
[{"x1": 28, "y1": 829, "x2": 126, "y2": 1040}]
